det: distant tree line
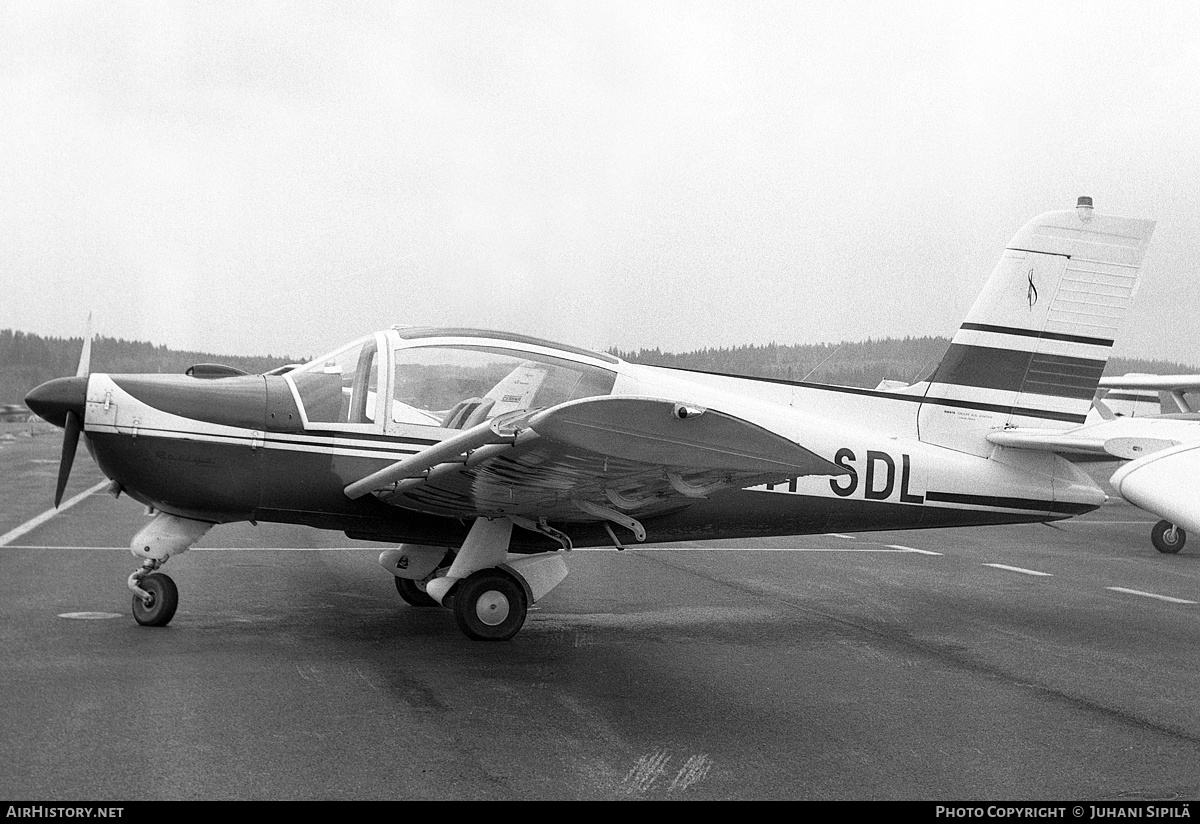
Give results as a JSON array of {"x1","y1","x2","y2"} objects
[
  {"x1": 3, "y1": 327, "x2": 1196, "y2": 404},
  {"x1": 610, "y1": 337, "x2": 1200, "y2": 391},
  {"x1": 0, "y1": 330, "x2": 295, "y2": 403}
]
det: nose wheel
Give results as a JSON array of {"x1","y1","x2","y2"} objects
[
  {"x1": 131, "y1": 571, "x2": 179, "y2": 627},
  {"x1": 452, "y1": 569, "x2": 527, "y2": 641}
]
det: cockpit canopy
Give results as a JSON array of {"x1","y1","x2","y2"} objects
[{"x1": 287, "y1": 329, "x2": 619, "y2": 431}]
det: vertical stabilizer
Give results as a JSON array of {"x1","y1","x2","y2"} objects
[{"x1": 919, "y1": 199, "x2": 1155, "y2": 455}]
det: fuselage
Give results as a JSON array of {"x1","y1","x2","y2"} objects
[{"x1": 31, "y1": 327, "x2": 1104, "y2": 553}]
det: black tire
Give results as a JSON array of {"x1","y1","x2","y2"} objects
[
  {"x1": 395, "y1": 576, "x2": 439, "y2": 607},
  {"x1": 1151, "y1": 520, "x2": 1186, "y2": 554},
  {"x1": 132, "y1": 572, "x2": 179, "y2": 627},
  {"x1": 452, "y1": 569, "x2": 527, "y2": 641}
]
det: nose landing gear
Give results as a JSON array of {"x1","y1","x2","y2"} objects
[
  {"x1": 130, "y1": 566, "x2": 179, "y2": 627},
  {"x1": 126, "y1": 513, "x2": 212, "y2": 627}
]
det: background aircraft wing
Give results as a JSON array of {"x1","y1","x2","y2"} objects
[
  {"x1": 1094, "y1": 373, "x2": 1200, "y2": 418},
  {"x1": 1098, "y1": 374, "x2": 1200, "y2": 392},
  {"x1": 346, "y1": 396, "x2": 846, "y2": 525}
]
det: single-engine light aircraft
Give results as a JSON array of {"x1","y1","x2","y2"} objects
[{"x1": 26, "y1": 198, "x2": 1156, "y2": 640}]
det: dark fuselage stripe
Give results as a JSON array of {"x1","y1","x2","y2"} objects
[
  {"x1": 920, "y1": 397, "x2": 1086, "y2": 424},
  {"x1": 277, "y1": 429, "x2": 442, "y2": 445},
  {"x1": 90, "y1": 424, "x2": 428, "y2": 456},
  {"x1": 924, "y1": 490, "x2": 1094, "y2": 515},
  {"x1": 958, "y1": 322, "x2": 1114, "y2": 348}
]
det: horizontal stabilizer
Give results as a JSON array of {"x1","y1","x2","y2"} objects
[{"x1": 986, "y1": 428, "x2": 1179, "y2": 460}]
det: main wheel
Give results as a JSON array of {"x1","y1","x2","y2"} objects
[
  {"x1": 132, "y1": 572, "x2": 179, "y2": 627},
  {"x1": 452, "y1": 570, "x2": 527, "y2": 641},
  {"x1": 1151, "y1": 520, "x2": 1186, "y2": 554},
  {"x1": 395, "y1": 576, "x2": 439, "y2": 607}
]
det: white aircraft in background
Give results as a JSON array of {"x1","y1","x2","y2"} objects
[{"x1": 990, "y1": 374, "x2": 1200, "y2": 553}]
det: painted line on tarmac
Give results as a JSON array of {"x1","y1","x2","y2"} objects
[
  {"x1": 1071, "y1": 520, "x2": 1159, "y2": 525},
  {"x1": 606, "y1": 546, "x2": 930, "y2": 553},
  {"x1": 1105, "y1": 587, "x2": 1196, "y2": 605},
  {"x1": 0, "y1": 546, "x2": 381, "y2": 551},
  {"x1": 1, "y1": 545, "x2": 936, "y2": 553},
  {"x1": 887, "y1": 544, "x2": 943, "y2": 556},
  {"x1": 0, "y1": 480, "x2": 110, "y2": 547},
  {"x1": 983, "y1": 563, "x2": 1053, "y2": 577}
]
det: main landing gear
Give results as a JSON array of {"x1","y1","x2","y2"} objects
[
  {"x1": 452, "y1": 569, "x2": 529, "y2": 641},
  {"x1": 379, "y1": 517, "x2": 568, "y2": 641},
  {"x1": 127, "y1": 513, "x2": 212, "y2": 627},
  {"x1": 1151, "y1": 520, "x2": 1187, "y2": 554},
  {"x1": 395, "y1": 575, "x2": 440, "y2": 608}
]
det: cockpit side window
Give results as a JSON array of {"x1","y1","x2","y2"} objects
[
  {"x1": 391, "y1": 345, "x2": 616, "y2": 428},
  {"x1": 290, "y1": 337, "x2": 380, "y2": 425}
]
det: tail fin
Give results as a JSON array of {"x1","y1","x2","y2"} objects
[{"x1": 918, "y1": 198, "x2": 1155, "y2": 454}]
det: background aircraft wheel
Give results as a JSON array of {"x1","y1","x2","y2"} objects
[
  {"x1": 1151, "y1": 520, "x2": 1186, "y2": 554},
  {"x1": 395, "y1": 576, "x2": 439, "y2": 607},
  {"x1": 132, "y1": 572, "x2": 179, "y2": 627},
  {"x1": 452, "y1": 570, "x2": 527, "y2": 642}
]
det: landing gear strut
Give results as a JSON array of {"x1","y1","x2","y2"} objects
[
  {"x1": 126, "y1": 513, "x2": 212, "y2": 627},
  {"x1": 382, "y1": 519, "x2": 569, "y2": 641},
  {"x1": 1151, "y1": 520, "x2": 1186, "y2": 554}
]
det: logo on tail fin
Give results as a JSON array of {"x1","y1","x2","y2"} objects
[{"x1": 1026, "y1": 268, "x2": 1038, "y2": 310}]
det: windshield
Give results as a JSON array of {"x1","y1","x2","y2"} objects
[
  {"x1": 391, "y1": 344, "x2": 617, "y2": 428},
  {"x1": 290, "y1": 335, "x2": 381, "y2": 425}
]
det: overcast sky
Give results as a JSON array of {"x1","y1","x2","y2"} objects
[{"x1": 2, "y1": 1, "x2": 1198, "y2": 363}]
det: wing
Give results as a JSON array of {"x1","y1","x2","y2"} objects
[
  {"x1": 345, "y1": 396, "x2": 846, "y2": 527},
  {"x1": 1094, "y1": 374, "x2": 1200, "y2": 417}
]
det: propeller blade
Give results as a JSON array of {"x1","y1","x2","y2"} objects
[{"x1": 54, "y1": 409, "x2": 82, "y2": 508}]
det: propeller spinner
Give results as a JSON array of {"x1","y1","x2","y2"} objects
[{"x1": 24, "y1": 316, "x2": 93, "y2": 507}]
